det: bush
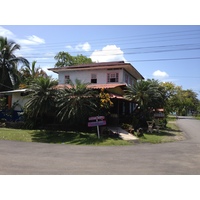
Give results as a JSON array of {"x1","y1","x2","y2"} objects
[{"x1": 5, "y1": 122, "x2": 25, "y2": 129}]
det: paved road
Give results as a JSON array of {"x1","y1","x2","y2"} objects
[{"x1": 0, "y1": 116, "x2": 200, "y2": 175}]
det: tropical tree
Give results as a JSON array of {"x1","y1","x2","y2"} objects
[
  {"x1": 160, "y1": 82, "x2": 177, "y2": 114},
  {"x1": 56, "y1": 79, "x2": 98, "y2": 126},
  {"x1": 73, "y1": 54, "x2": 93, "y2": 65},
  {"x1": 124, "y1": 79, "x2": 163, "y2": 109},
  {"x1": 54, "y1": 51, "x2": 93, "y2": 67},
  {"x1": 24, "y1": 76, "x2": 58, "y2": 128},
  {"x1": 124, "y1": 79, "x2": 165, "y2": 128},
  {"x1": 169, "y1": 87, "x2": 199, "y2": 115},
  {"x1": 19, "y1": 60, "x2": 47, "y2": 87},
  {"x1": 0, "y1": 36, "x2": 29, "y2": 91},
  {"x1": 145, "y1": 79, "x2": 165, "y2": 109}
]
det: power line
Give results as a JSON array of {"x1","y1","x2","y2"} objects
[
  {"x1": 21, "y1": 43, "x2": 200, "y2": 58},
  {"x1": 15, "y1": 29, "x2": 200, "y2": 51},
  {"x1": 129, "y1": 57, "x2": 200, "y2": 62},
  {"x1": 22, "y1": 28, "x2": 200, "y2": 48}
]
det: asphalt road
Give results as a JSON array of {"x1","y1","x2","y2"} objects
[{"x1": 0, "y1": 116, "x2": 200, "y2": 175}]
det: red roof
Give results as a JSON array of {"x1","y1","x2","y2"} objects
[{"x1": 54, "y1": 83, "x2": 126, "y2": 90}]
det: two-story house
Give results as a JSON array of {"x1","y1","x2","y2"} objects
[{"x1": 48, "y1": 61, "x2": 144, "y2": 122}]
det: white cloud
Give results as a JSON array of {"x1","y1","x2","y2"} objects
[
  {"x1": 75, "y1": 42, "x2": 91, "y2": 51},
  {"x1": 66, "y1": 45, "x2": 72, "y2": 49},
  {"x1": 18, "y1": 35, "x2": 45, "y2": 45},
  {"x1": 0, "y1": 26, "x2": 15, "y2": 39},
  {"x1": 66, "y1": 42, "x2": 91, "y2": 51},
  {"x1": 153, "y1": 70, "x2": 169, "y2": 78},
  {"x1": 90, "y1": 45, "x2": 126, "y2": 62}
]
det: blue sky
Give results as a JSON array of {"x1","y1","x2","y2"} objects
[{"x1": 1, "y1": 25, "x2": 200, "y2": 98}]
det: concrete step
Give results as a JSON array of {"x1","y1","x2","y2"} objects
[{"x1": 107, "y1": 126, "x2": 139, "y2": 141}]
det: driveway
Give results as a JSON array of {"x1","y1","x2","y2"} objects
[{"x1": 0, "y1": 116, "x2": 200, "y2": 175}]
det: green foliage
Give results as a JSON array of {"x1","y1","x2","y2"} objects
[
  {"x1": 0, "y1": 97, "x2": 6, "y2": 110},
  {"x1": 56, "y1": 79, "x2": 98, "y2": 126},
  {"x1": 124, "y1": 79, "x2": 163, "y2": 109},
  {"x1": 54, "y1": 51, "x2": 93, "y2": 67},
  {"x1": 23, "y1": 77, "x2": 58, "y2": 128},
  {"x1": 0, "y1": 36, "x2": 29, "y2": 91},
  {"x1": 124, "y1": 79, "x2": 200, "y2": 117},
  {"x1": 166, "y1": 86, "x2": 199, "y2": 115},
  {"x1": 19, "y1": 60, "x2": 48, "y2": 87}
]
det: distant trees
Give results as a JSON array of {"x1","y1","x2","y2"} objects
[
  {"x1": 54, "y1": 51, "x2": 93, "y2": 67},
  {"x1": 166, "y1": 86, "x2": 199, "y2": 116},
  {"x1": 125, "y1": 79, "x2": 200, "y2": 117}
]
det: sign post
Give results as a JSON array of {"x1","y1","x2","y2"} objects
[{"x1": 88, "y1": 116, "x2": 106, "y2": 139}]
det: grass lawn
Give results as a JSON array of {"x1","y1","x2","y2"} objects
[
  {"x1": 0, "y1": 116, "x2": 184, "y2": 145},
  {"x1": 0, "y1": 128, "x2": 131, "y2": 146},
  {"x1": 0, "y1": 122, "x2": 183, "y2": 145},
  {"x1": 139, "y1": 120, "x2": 184, "y2": 144},
  {"x1": 195, "y1": 116, "x2": 200, "y2": 120}
]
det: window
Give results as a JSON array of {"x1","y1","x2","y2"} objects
[
  {"x1": 91, "y1": 74, "x2": 97, "y2": 83},
  {"x1": 65, "y1": 75, "x2": 70, "y2": 84},
  {"x1": 129, "y1": 78, "x2": 133, "y2": 86},
  {"x1": 125, "y1": 74, "x2": 128, "y2": 84},
  {"x1": 107, "y1": 73, "x2": 119, "y2": 83}
]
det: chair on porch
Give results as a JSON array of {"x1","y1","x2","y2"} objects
[
  {"x1": 153, "y1": 119, "x2": 160, "y2": 133},
  {"x1": 146, "y1": 121, "x2": 154, "y2": 133}
]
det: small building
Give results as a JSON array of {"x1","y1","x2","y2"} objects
[{"x1": 0, "y1": 89, "x2": 29, "y2": 121}]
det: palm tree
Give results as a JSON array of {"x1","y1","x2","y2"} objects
[
  {"x1": 24, "y1": 76, "x2": 58, "y2": 127},
  {"x1": 56, "y1": 79, "x2": 98, "y2": 125},
  {"x1": 0, "y1": 36, "x2": 29, "y2": 91},
  {"x1": 19, "y1": 60, "x2": 47, "y2": 87},
  {"x1": 124, "y1": 79, "x2": 164, "y2": 128},
  {"x1": 124, "y1": 80, "x2": 151, "y2": 108},
  {"x1": 124, "y1": 79, "x2": 163, "y2": 109}
]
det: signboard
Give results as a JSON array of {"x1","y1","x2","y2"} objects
[
  {"x1": 88, "y1": 116, "x2": 105, "y2": 121},
  {"x1": 88, "y1": 116, "x2": 106, "y2": 138},
  {"x1": 88, "y1": 120, "x2": 106, "y2": 127}
]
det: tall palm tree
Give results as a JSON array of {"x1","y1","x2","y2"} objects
[
  {"x1": 20, "y1": 60, "x2": 47, "y2": 87},
  {"x1": 0, "y1": 36, "x2": 29, "y2": 91},
  {"x1": 56, "y1": 79, "x2": 98, "y2": 125},
  {"x1": 24, "y1": 77, "x2": 58, "y2": 127}
]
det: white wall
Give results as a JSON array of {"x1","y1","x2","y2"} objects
[
  {"x1": 58, "y1": 69, "x2": 125, "y2": 84},
  {"x1": 12, "y1": 93, "x2": 29, "y2": 111}
]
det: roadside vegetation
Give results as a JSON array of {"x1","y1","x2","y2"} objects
[
  {"x1": 0, "y1": 116, "x2": 183, "y2": 145},
  {"x1": 139, "y1": 119, "x2": 184, "y2": 144}
]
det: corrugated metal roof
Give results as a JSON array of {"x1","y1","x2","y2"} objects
[{"x1": 0, "y1": 89, "x2": 29, "y2": 94}]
